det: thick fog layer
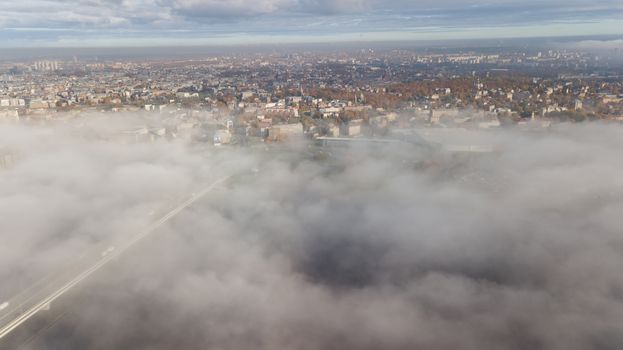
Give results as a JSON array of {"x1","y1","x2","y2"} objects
[{"x1": 3, "y1": 120, "x2": 623, "y2": 350}]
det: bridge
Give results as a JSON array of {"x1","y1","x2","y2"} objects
[{"x1": 0, "y1": 175, "x2": 232, "y2": 343}]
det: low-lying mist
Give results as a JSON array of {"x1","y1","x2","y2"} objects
[{"x1": 3, "y1": 118, "x2": 623, "y2": 350}]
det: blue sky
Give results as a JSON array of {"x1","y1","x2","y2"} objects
[{"x1": 1, "y1": 0, "x2": 623, "y2": 47}]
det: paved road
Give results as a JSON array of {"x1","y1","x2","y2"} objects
[{"x1": 0, "y1": 175, "x2": 231, "y2": 341}]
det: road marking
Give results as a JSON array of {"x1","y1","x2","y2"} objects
[{"x1": 0, "y1": 175, "x2": 231, "y2": 340}]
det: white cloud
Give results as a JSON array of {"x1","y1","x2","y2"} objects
[
  {"x1": 0, "y1": 0, "x2": 621, "y2": 44},
  {"x1": 5, "y1": 117, "x2": 623, "y2": 348},
  {"x1": 167, "y1": 0, "x2": 296, "y2": 16}
]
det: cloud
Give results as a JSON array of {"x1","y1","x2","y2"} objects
[
  {"x1": 297, "y1": 0, "x2": 371, "y2": 14},
  {"x1": 1, "y1": 0, "x2": 621, "y2": 30},
  {"x1": 0, "y1": 0, "x2": 622, "y2": 46},
  {"x1": 3, "y1": 116, "x2": 623, "y2": 349},
  {"x1": 0, "y1": 0, "x2": 173, "y2": 29},
  {"x1": 164, "y1": 0, "x2": 295, "y2": 17}
]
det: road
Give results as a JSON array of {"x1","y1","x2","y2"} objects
[{"x1": 0, "y1": 175, "x2": 232, "y2": 341}]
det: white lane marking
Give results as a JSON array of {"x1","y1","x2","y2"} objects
[
  {"x1": 100, "y1": 246, "x2": 116, "y2": 257},
  {"x1": 0, "y1": 175, "x2": 231, "y2": 340}
]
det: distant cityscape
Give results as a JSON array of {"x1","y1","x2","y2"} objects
[{"x1": 1, "y1": 46, "x2": 623, "y2": 147}]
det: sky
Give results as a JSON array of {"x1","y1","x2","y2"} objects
[
  {"x1": 1, "y1": 0, "x2": 623, "y2": 47},
  {"x1": 4, "y1": 117, "x2": 623, "y2": 349}
]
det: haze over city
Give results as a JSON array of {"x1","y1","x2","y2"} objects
[{"x1": 1, "y1": 1, "x2": 623, "y2": 350}]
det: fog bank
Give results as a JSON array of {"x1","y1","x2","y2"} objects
[{"x1": 2, "y1": 120, "x2": 623, "y2": 349}]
